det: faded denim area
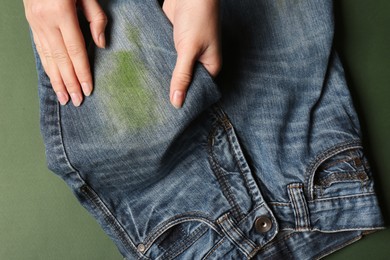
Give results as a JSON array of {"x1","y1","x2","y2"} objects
[{"x1": 33, "y1": 0, "x2": 384, "y2": 259}]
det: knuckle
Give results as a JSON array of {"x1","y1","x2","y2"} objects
[
  {"x1": 64, "y1": 81, "x2": 80, "y2": 92},
  {"x1": 66, "y1": 44, "x2": 84, "y2": 57},
  {"x1": 50, "y1": 79, "x2": 64, "y2": 89},
  {"x1": 175, "y1": 72, "x2": 192, "y2": 85},
  {"x1": 52, "y1": 50, "x2": 69, "y2": 64},
  {"x1": 93, "y1": 11, "x2": 108, "y2": 24},
  {"x1": 41, "y1": 48, "x2": 52, "y2": 59}
]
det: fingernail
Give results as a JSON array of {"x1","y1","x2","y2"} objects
[
  {"x1": 99, "y1": 33, "x2": 106, "y2": 48},
  {"x1": 70, "y1": 93, "x2": 82, "y2": 107},
  {"x1": 56, "y1": 92, "x2": 68, "y2": 105},
  {"x1": 81, "y1": 82, "x2": 93, "y2": 96},
  {"x1": 171, "y1": 90, "x2": 185, "y2": 109}
]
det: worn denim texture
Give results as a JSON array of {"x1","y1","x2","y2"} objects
[{"x1": 32, "y1": 0, "x2": 384, "y2": 259}]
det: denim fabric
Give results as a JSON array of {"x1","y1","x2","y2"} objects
[{"x1": 32, "y1": 0, "x2": 384, "y2": 259}]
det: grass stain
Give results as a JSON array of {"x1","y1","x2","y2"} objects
[
  {"x1": 99, "y1": 24, "x2": 157, "y2": 131},
  {"x1": 108, "y1": 51, "x2": 155, "y2": 130},
  {"x1": 126, "y1": 26, "x2": 141, "y2": 46}
]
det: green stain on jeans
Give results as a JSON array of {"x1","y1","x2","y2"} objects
[
  {"x1": 96, "y1": 23, "x2": 160, "y2": 132},
  {"x1": 102, "y1": 50, "x2": 156, "y2": 130},
  {"x1": 126, "y1": 26, "x2": 141, "y2": 46}
]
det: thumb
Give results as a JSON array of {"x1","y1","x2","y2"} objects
[
  {"x1": 80, "y1": 0, "x2": 108, "y2": 48},
  {"x1": 170, "y1": 51, "x2": 197, "y2": 109}
]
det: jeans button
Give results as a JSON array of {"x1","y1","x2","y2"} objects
[
  {"x1": 255, "y1": 216, "x2": 272, "y2": 233},
  {"x1": 137, "y1": 243, "x2": 146, "y2": 253}
]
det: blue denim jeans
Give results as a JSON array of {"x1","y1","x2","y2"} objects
[{"x1": 33, "y1": 0, "x2": 384, "y2": 259}]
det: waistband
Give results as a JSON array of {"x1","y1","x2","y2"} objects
[{"x1": 214, "y1": 191, "x2": 384, "y2": 259}]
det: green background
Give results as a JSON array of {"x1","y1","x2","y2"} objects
[{"x1": 0, "y1": 1, "x2": 388, "y2": 259}]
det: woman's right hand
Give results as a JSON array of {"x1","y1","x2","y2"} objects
[{"x1": 23, "y1": 0, "x2": 107, "y2": 106}]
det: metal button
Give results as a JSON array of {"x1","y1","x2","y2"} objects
[
  {"x1": 137, "y1": 243, "x2": 146, "y2": 253},
  {"x1": 255, "y1": 216, "x2": 272, "y2": 233}
]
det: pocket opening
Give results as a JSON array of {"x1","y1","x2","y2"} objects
[
  {"x1": 141, "y1": 213, "x2": 221, "y2": 256},
  {"x1": 310, "y1": 147, "x2": 372, "y2": 199}
]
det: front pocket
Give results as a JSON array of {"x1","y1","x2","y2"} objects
[
  {"x1": 311, "y1": 147, "x2": 373, "y2": 199},
  {"x1": 137, "y1": 213, "x2": 222, "y2": 260}
]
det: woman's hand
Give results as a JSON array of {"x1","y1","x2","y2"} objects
[
  {"x1": 23, "y1": 0, "x2": 107, "y2": 106},
  {"x1": 163, "y1": 0, "x2": 222, "y2": 108},
  {"x1": 24, "y1": 0, "x2": 220, "y2": 109}
]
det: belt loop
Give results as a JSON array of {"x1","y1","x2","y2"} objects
[{"x1": 287, "y1": 183, "x2": 311, "y2": 231}]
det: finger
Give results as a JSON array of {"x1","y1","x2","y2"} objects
[
  {"x1": 170, "y1": 50, "x2": 197, "y2": 108},
  {"x1": 60, "y1": 14, "x2": 93, "y2": 97},
  {"x1": 80, "y1": 0, "x2": 108, "y2": 48},
  {"x1": 46, "y1": 28, "x2": 83, "y2": 107},
  {"x1": 38, "y1": 34, "x2": 69, "y2": 105},
  {"x1": 31, "y1": 28, "x2": 49, "y2": 73},
  {"x1": 47, "y1": 62, "x2": 70, "y2": 106}
]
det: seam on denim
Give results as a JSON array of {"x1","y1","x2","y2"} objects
[
  {"x1": 142, "y1": 213, "x2": 221, "y2": 253},
  {"x1": 215, "y1": 106, "x2": 260, "y2": 208},
  {"x1": 279, "y1": 226, "x2": 296, "y2": 231},
  {"x1": 308, "y1": 191, "x2": 376, "y2": 203},
  {"x1": 248, "y1": 249, "x2": 260, "y2": 259},
  {"x1": 310, "y1": 226, "x2": 386, "y2": 233},
  {"x1": 281, "y1": 211, "x2": 381, "y2": 231},
  {"x1": 315, "y1": 171, "x2": 369, "y2": 188},
  {"x1": 80, "y1": 184, "x2": 145, "y2": 259},
  {"x1": 202, "y1": 237, "x2": 226, "y2": 260},
  {"x1": 305, "y1": 140, "x2": 363, "y2": 200},
  {"x1": 231, "y1": 203, "x2": 280, "y2": 257},
  {"x1": 313, "y1": 234, "x2": 363, "y2": 260},
  {"x1": 254, "y1": 237, "x2": 293, "y2": 259},
  {"x1": 56, "y1": 102, "x2": 79, "y2": 174},
  {"x1": 207, "y1": 121, "x2": 243, "y2": 221},
  {"x1": 159, "y1": 224, "x2": 209, "y2": 260},
  {"x1": 217, "y1": 214, "x2": 254, "y2": 258},
  {"x1": 235, "y1": 204, "x2": 265, "y2": 226},
  {"x1": 316, "y1": 149, "x2": 364, "y2": 169},
  {"x1": 226, "y1": 216, "x2": 257, "y2": 251},
  {"x1": 52, "y1": 94, "x2": 140, "y2": 257},
  {"x1": 269, "y1": 202, "x2": 291, "y2": 207},
  {"x1": 270, "y1": 196, "x2": 384, "y2": 232},
  {"x1": 256, "y1": 231, "x2": 297, "y2": 256}
]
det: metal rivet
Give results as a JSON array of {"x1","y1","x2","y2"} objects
[
  {"x1": 255, "y1": 216, "x2": 272, "y2": 233},
  {"x1": 354, "y1": 157, "x2": 362, "y2": 167},
  {"x1": 137, "y1": 243, "x2": 146, "y2": 253},
  {"x1": 357, "y1": 172, "x2": 367, "y2": 180}
]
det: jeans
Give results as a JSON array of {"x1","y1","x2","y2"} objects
[{"x1": 32, "y1": 0, "x2": 384, "y2": 259}]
